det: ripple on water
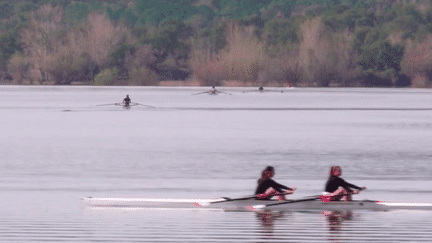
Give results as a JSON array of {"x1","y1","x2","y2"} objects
[{"x1": 2, "y1": 208, "x2": 432, "y2": 242}]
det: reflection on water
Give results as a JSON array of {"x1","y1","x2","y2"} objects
[
  {"x1": 1, "y1": 192, "x2": 432, "y2": 242},
  {"x1": 256, "y1": 210, "x2": 288, "y2": 240},
  {"x1": 323, "y1": 210, "x2": 353, "y2": 232},
  {"x1": 323, "y1": 210, "x2": 353, "y2": 242}
]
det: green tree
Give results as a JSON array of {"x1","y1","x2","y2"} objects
[
  {"x1": 14, "y1": 1, "x2": 38, "y2": 23},
  {"x1": 64, "y1": 2, "x2": 102, "y2": 24},
  {"x1": 0, "y1": 28, "x2": 21, "y2": 80},
  {"x1": 322, "y1": 5, "x2": 361, "y2": 31},
  {"x1": 49, "y1": 0, "x2": 72, "y2": 8},
  {"x1": 140, "y1": 20, "x2": 193, "y2": 80},
  {"x1": 0, "y1": 2, "x2": 14, "y2": 19},
  {"x1": 71, "y1": 51, "x2": 97, "y2": 83},
  {"x1": 121, "y1": 8, "x2": 137, "y2": 28},
  {"x1": 106, "y1": 2, "x2": 124, "y2": 21},
  {"x1": 260, "y1": 0, "x2": 294, "y2": 20},
  {"x1": 108, "y1": 44, "x2": 136, "y2": 72},
  {"x1": 94, "y1": 67, "x2": 119, "y2": 85},
  {"x1": 133, "y1": 0, "x2": 197, "y2": 26},
  {"x1": 355, "y1": 28, "x2": 404, "y2": 86},
  {"x1": 210, "y1": 21, "x2": 227, "y2": 54},
  {"x1": 263, "y1": 18, "x2": 300, "y2": 50},
  {"x1": 187, "y1": 4, "x2": 215, "y2": 29},
  {"x1": 144, "y1": 20, "x2": 193, "y2": 60},
  {"x1": 217, "y1": 0, "x2": 240, "y2": 17}
]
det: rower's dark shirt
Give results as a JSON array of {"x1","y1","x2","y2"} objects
[
  {"x1": 325, "y1": 176, "x2": 361, "y2": 193},
  {"x1": 255, "y1": 178, "x2": 291, "y2": 194},
  {"x1": 123, "y1": 98, "x2": 131, "y2": 104}
]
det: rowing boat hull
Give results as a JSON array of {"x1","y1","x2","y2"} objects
[{"x1": 80, "y1": 197, "x2": 432, "y2": 211}]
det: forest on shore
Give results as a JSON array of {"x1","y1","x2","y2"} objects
[{"x1": 1, "y1": 0, "x2": 432, "y2": 87}]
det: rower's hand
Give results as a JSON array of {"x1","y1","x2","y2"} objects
[
  {"x1": 353, "y1": 189, "x2": 363, "y2": 194},
  {"x1": 284, "y1": 188, "x2": 296, "y2": 194},
  {"x1": 360, "y1": 187, "x2": 367, "y2": 191}
]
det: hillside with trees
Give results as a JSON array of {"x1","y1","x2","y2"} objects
[{"x1": 1, "y1": 0, "x2": 432, "y2": 87}]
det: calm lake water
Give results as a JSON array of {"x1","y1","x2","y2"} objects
[{"x1": 1, "y1": 85, "x2": 432, "y2": 242}]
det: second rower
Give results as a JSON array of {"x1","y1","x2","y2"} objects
[
  {"x1": 255, "y1": 166, "x2": 297, "y2": 201},
  {"x1": 321, "y1": 166, "x2": 366, "y2": 202}
]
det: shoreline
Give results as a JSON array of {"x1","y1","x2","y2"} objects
[{"x1": 0, "y1": 80, "x2": 429, "y2": 88}]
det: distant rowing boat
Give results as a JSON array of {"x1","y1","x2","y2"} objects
[
  {"x1": 192, "y1": 86, "x2": 231, "y2": 95},
  {"x1": 95, "y1": 102, "x2": 155, "y2": 108},
  {"x1": 243, "y1": 87, "x2": 284, "y2": 93},
  {"x1": 80, "y1": 197, "x2": 432, "y2": 211}
]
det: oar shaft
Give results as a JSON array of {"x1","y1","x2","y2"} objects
[
  {"x1": 212, "y1": 191, "x2": 293, "y2": 205},
  {"x1": 263, "y1": 192, "x2": 355, "y2": 208},
  {"x1": 210, "y1": 195, "x2": 257, "y2": 204},
  {"x1": 96, "y1": 103, "x2": 116, "y2": 106},
  {"x1": 135, "y1": 103, "x2": 155, "y2": 108},
  {"x1": 266, "y1": 196, "x2": 320, "y2": 207}
]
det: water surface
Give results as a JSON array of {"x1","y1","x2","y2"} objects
[{"x1": 1, "y1": 86, "x2": 432, "y2": 242}]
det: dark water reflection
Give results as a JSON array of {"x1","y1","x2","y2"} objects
[
  {"x1": 255, "y1": 210, "x2": 289, "y2": 241},
  {"x1": 323, "y1": 210, "x2": 353, "y2": 232}
]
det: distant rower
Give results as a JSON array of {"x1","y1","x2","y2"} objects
[
  {"x1": 210, "y1": 86, "x2": 217, "y2": 94},
  {"x1": 255, "y1": 166, "x2": 296, "y2": 201},
  {"x1": 123, "y1": 95, "x2": 131, "y2": 105},
  {"x1": 321, "y1": 166, "x2": 366, "y2": 202}
]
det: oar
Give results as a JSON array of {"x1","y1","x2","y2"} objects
[
  {"x1": 214, "y1": 195, "x2": 258, "y2": 203},
  {"x1": 95, "y1": 103, "x2": 116, "y2": 106},
  {"x1": 248, "y1": 192, "x2": 358, "y2": 211},
  {"x1": 217, "y1": 91, "x2": 232, "y2": 95},
  {"x1": 195, "y1": 192, "x2": 293, "y2": 207},
  {"x1": 192, "y1": 91, "x2": 212, "y2": 95},
  {"x1": 247, "y1": 195, "x2": 322, "y2": 211},
  {"x1": 195, "y1": 195, "x2": 258, "y2": 207},
  {"x1": 216, "y1": 191, "x2": 295, "y2": 204},
  {"x1": 133, "y1": 103, "x2": 156, "y2": 108}
]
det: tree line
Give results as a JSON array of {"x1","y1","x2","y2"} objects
[{"x1": 1, "y1": 0, "x2": 432, "y2": 87}]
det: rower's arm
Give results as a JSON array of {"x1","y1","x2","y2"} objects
[
  {"x1": 271, "y1": 180, "x2": 293, "y2": 192},
  {"x1": 343, "y1": 180, "x2": 362, "y2": 190}
]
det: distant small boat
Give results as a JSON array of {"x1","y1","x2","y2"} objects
[
  {"x1": 193, "y1": 86, "x2": 231, "y2": 95},
  {"x1": 243, "y1": 87, "x2": 284, "y2": 93},
  {"x1": 95, "y1": 102, "x2": 155, "y2": 108}
]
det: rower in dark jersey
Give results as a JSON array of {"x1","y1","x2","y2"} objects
[
  {"x1": 255, "y1": 166, "x2": 296, "y2": 201},
  {"x1": 210, "y1": 86, "x2": 217, "y2": 94},
  {"x1": 123, "y1": 95, "x2": 131, "y2": 106},
  {"x1": 321, "y1": 166, "x2": 366, "y2": 202}
]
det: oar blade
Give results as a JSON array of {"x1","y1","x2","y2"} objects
[
  {"x1": 246, "y1": 205, "x2": 266, "y2": 211},
  {"x1": 192, "y1": 198, "x2": 228, "y2": 207},
  {"x1": 192, "y1": 202, "x2": 210, "y2": 207},
  {"x1": 246, "y1": 196, "x2": 322, "y2": 211}
]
